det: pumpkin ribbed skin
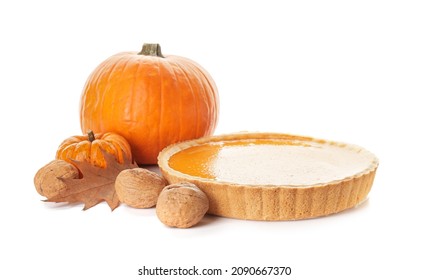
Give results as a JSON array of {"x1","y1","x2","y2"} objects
[
  {"x1": 56, "y1": 131, "x2": 132, "y2": 168},
  {"x1": 79, "y1": 45, "x2": 219, "y2": 165}
]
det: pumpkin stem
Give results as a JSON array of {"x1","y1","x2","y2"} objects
[
  {"x1": 138, "y1": 43, "x2": 164, "y2": 58},
  {"x1": 87, "y1": 130, "x2": 96, "y2": 142}
]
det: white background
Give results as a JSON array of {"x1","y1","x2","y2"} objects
[{"x1": 1, "y1": 0, "x2": 427, "y2": 279}]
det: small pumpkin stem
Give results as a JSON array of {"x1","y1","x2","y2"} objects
[
  {"x1": 87, "y1": 130, "x2": 96, "y2": 142},
  {"x1": 138, "y1": 43, "x2": 164, "y2": 58}
]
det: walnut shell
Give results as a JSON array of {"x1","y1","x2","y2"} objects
[
  {"x1": 34, "y1": 160, "x2": 79, "y2": 198},
  {"x1": 156, "y1": 182, "x2": 209, "y2": 228},
  {"x1": 115, "y1": 168, "x2": 167, "y2": 208}
]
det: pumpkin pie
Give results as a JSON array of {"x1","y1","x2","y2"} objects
[{"x1": 157, "y1": 133, "x2": 378, "y2": 220}]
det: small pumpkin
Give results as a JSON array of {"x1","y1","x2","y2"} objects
[
  {"x1": 56, "y1": 130, "x2": 132, "y2": 168},
  {"x1": 79, "y1": 43, "x2": 219, "y2": 165}
]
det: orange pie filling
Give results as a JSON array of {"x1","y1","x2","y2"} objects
[{"x1": 168, "y1": 139, "x2": 375, "y2": 186}]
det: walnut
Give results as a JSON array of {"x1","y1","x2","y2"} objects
[
  {"x1": 156, "y1": 182, "x2": 209, "y2": 228},
  {"x1": 115, "y1": 168, "x2": 167, "y2": 208},
  {"x1": 34, "y1": 160, "x2": 79, "y2": 198}
]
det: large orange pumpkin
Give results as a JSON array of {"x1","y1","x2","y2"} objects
[{"x1": 80, "y1": 43, "x2": 219, "y2": 165}]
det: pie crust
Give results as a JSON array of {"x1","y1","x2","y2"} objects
[{"x1": 157, "y1": 133, "x2": 379, "y2": 221}]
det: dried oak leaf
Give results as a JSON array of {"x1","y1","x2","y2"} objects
[{"x1": 46, "y1": 152, "x2": 137, "y2": 211}]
